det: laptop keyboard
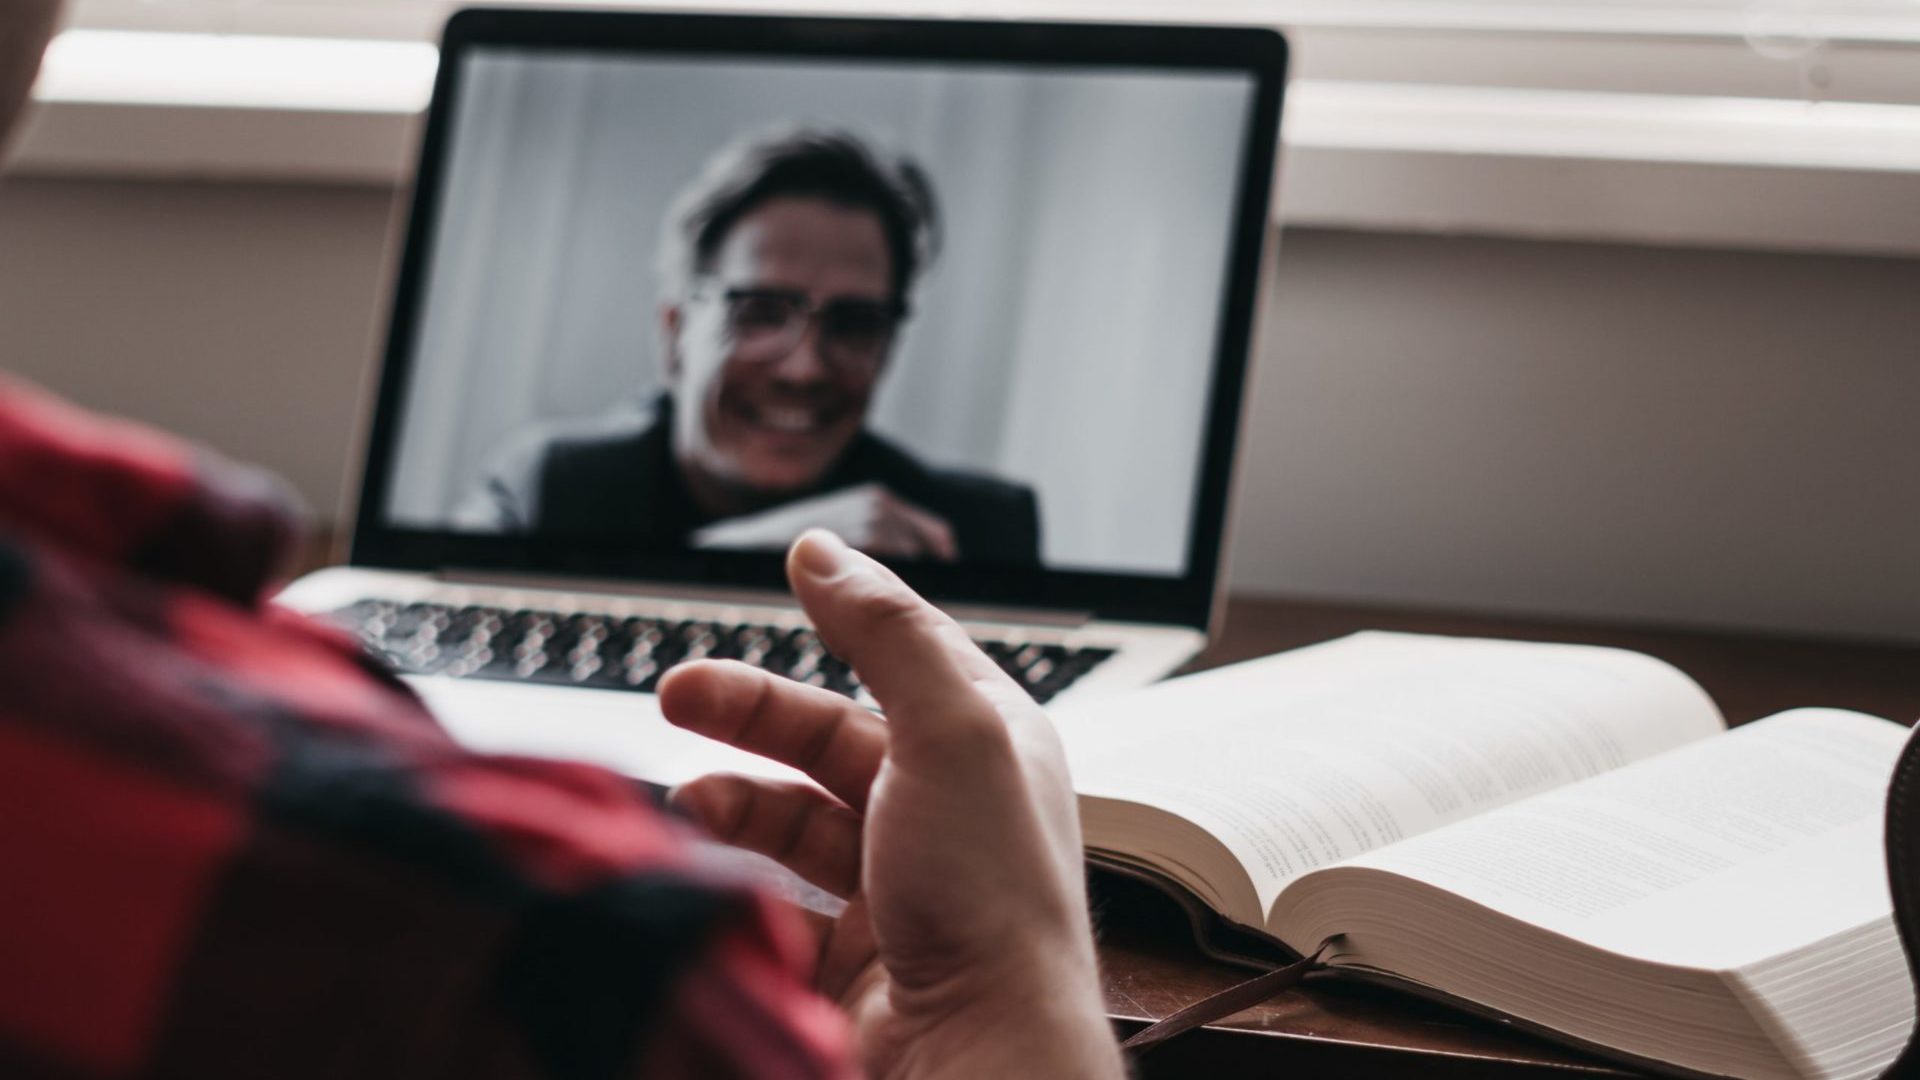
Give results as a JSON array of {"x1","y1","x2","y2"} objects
[{"x1": 328, "y1": 599, "x2": 1114, "y2": 705}]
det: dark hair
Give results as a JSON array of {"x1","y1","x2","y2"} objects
[{"x1": 658, "y1": 129, "x2": 940, "y2": 300}]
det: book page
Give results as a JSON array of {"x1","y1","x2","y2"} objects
[
  {"x1": 1331, "y1": 709, "x2": 1904, "y2": 969},
  {"x1": 1055, "y1": 632, "x2": 1724, "y2": 917}
]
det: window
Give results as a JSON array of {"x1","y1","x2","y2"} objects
[
  {"x1": 69, "y1": 0, "x2": 447, "y2": 40},
  {"x1": 42, "y1": 0, "x2": 1920, "y2": 255},
  {"x1": 64, "y1": 0, "x2": 1920, "y2": 106}
]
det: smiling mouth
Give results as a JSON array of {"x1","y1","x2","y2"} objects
[{"x1": 738, "y1": 400, "x2": 838, "y2": 437}]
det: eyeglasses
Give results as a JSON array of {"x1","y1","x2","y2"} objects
[{"x1": 696, "y1": 285, "x2": 908, "y2": 378}]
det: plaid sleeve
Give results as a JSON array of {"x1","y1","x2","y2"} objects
[
  {"x1": 0, "y1": 375, "x2": 304, "y2": 607},
  {"x1": 0, "y1": 383, "x2": 856, "y2": 1080}
]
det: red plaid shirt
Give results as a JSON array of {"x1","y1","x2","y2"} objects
[{"x1": 0, "y1": 379, "x2": 855, "y2": 1080}]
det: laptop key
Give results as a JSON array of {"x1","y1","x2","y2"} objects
[{"x1": 326, "y1": 601, "x2": 1114, "y2": 705}]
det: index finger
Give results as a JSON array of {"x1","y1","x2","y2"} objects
[
  {"x1": 785, "y1": 531, "x2": 1031, "y2": 766},
  {"x1": 657, "y1": 659, "x2": 888, "y2": 812}
]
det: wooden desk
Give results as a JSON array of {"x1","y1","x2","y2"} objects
[{"x1": 1101, "y1": 596, "x2": 1920, "y2": 1077}]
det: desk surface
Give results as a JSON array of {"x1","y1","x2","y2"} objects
[
  {"x1": 1104, "y1": 596, "x2": 1920, "y2": 1078},
  {"x1": 293, "y1": 534, "x2": 1920, "y2": 1075}
]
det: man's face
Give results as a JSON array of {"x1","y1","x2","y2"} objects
[{"x1": 665, "y1": 196, "x2": 897, "y2": 500}]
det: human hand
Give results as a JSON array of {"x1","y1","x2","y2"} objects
[
  {"x1": 688, "y1": 483, "x2": 959, "y2": 562},
  {"x1": 657, "y1": 530, "x2": 1122, "y2": 1080}
]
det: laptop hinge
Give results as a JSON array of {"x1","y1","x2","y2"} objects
[{"x1": 433, "y1": 568, "x2": 1096, "y2": 629}]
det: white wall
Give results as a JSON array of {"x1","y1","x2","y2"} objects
[
  {"x1": 1238, "y1": 229, "x2": 1920, "y2": 641},
  {"x1": 4, "y1": 175, "x2": 1918, "y2": 641},
  {"x1": 0, "y1": 177, "x2": 392, "y2": 514}
]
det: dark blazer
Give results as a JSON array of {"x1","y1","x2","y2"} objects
[{"x1": 455, "y1": 404, "x2": 1042, "y2": 566}]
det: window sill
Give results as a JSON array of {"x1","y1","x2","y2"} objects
[{"x1": 15, "y1": 29, "x2": 1920, "y2": 257}]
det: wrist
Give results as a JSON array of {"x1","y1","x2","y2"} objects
[
  {"x1": 908, "y1": 1002, "x2": 1122, "y2": 1080},
  {"x1": 891, "y1": 961, "x2": 1124, "y2": 1080}
]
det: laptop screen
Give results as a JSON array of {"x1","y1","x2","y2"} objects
[{"x1": 353, "y1": 13, "x2": 1285, "y2": 627}]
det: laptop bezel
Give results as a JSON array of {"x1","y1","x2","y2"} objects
[{"x1": 346, "y1": 7, "x2": 1287, "y2": 632}]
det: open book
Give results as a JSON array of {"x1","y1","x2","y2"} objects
[{"x1": 1051, "y1": 632, "x2": 1915, "y2": 1080}]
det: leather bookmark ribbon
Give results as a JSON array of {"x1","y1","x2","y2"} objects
[{"x1": 1121, "y1": 939, "x2": 1335, "y2": 1054}]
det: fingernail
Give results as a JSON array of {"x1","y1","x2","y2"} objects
[{"x1": 792, "y1": 529, "x2": 853, "y2": 580}]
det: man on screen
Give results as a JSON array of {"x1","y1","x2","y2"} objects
[{"x1": 457, "y1": 130, "x2": 1042, "y2": 565}]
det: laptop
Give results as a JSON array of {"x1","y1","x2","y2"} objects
[{"x1": 278, "y1": 8, "x2": 1288, "y2": 786}]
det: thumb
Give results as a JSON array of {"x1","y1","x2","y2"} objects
[{"x1": 785, "y1": 530, "x2": 1024, "y2": 762}]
